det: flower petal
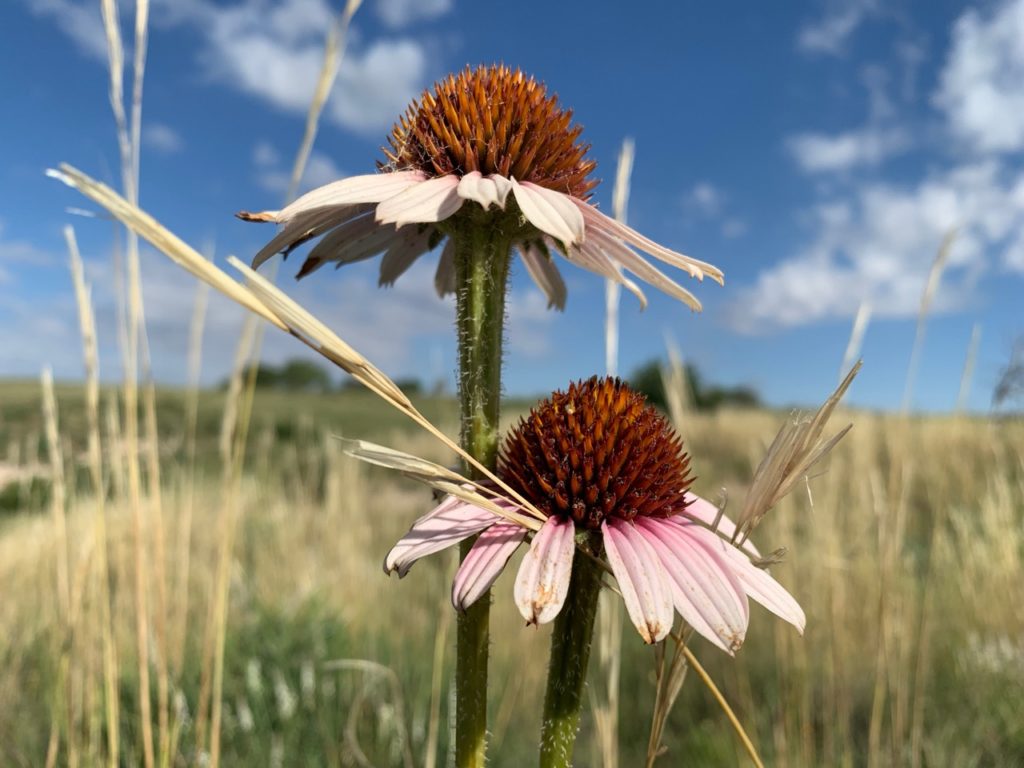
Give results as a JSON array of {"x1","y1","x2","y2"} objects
[
  {"x1": 434, "y1": 238, "x2": 455, "y2": 297},
  {"x1": 578, "y1": 202, "x2": 724, "y2": 284},
  {"x1": 568, "y1": 240, "x2": 648, "y2": 309},
  {"x1": 451, "y1": 522, "x2": 527, "y2": 611},
  {"x1": 457, "y1": 171, "x2": 501, "y2": 210},
  {"x1": 520, "y1": 242, "x2": 567, "y2": 310},
  {"x1": 279, "y1": 171, "x2": 426, "y2": 221},
  {"x1": 251, "y1": 204, "x2": 373, "y2": 269},
  {"x1": 511, "y1": 180, "x2": 585, "y2": 247},
  {"x1": 678, "y1": 493, "x2": 760, "y2": 558},
  {"x1": 384, "y1": 496, "x2": 499, "y2": 578},
  {"x1": 697, "y1": 530, "x2": 805, "y2": 634},
  {"x1": 637, "y1": 518, "x2": 748, "y2": 653},
  {"x1": 514, "y1": 515, "x2": 575, "y2": 625},
  {"x1": 375, "y1": 175, "x2": 464, "y2": 227},
  {"x1": 488, "y1": 174, "x2": 513, "y2": 208},
  {"x1": 602, "y1": 519, "x2": 674, "y2": 643},
  {"x1": 378, "y1": 227, "x2": 434, "y2": 287},
  {"x1": 297, "y1": 214, "x2": 403, "y2": 278},
  {"x1": 588, "y1": 228, "x2": 702, "y2": 311}
]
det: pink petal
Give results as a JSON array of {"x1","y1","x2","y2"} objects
[
  {"x1": 451, "y1": 522, "x2": 527, "y2": 611},
  {"x1": 384, "y1": 497, "x2": 499, "y2": 578},
  {"x1": 298, "y1": 217, "x2": 406, "y2": 278},
  {"x1": 602, "y1": 519, "x2": 674, "y2": 643},
  {"x1": 678, "y1": 493, "x2": 760, "y2": 558},
  {"x1": 588, "y1": 228, "x2": 702, "y2": 311},
  {"x1": 378, "y1": 228, "x2": 433, "y2": 287},
  {"x1": 457, "y1": 171, "x2": 501, "y2": 210},
  {"x1": 279, "y1": 171, "x2": 426, "y2": 221},
  {"x1": 251, "y1": 204, "x2": 373, "y2": 269},
  {"x1": 519, "y1": 243, "x2": 567, "y2": 310},
  {"x1": 434, "y1": 238, "x2": 455, "y2": 297},
  {"x1": 375, "y1": 175, "x2": 463, "y2": 226},
  {"x1": 577, "y1": 202, "x2": 724, "y2": 285},
  {"x1": 569, "y1": 240, "x2": 648, "y2": 309},
  {"x1": 638, "y1": 518, "x2": 749, "y2": 653},
  {"x1": 514, "y1": 515, "x2": 575, "y2": 625},
  {"x1": 701, "y1": 533, "x2": 805, "y2": 634},
  {"x1": 511, "y1": 180, "x2": 585, "y2": 247}
]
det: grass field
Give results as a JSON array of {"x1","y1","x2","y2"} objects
[{"x1": 1, "y1": 378, "x2": 1021, "y2": 766}]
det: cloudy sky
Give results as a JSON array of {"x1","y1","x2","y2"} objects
[{"x1": 3, "y1": 0, "x2": 1023, "y2": 410}]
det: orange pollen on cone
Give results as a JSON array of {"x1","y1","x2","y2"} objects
[
  {"x1": 381, "y1": 64, "x2": 598, "y2": 198},
  {"x1": 499, "y1": 377, "x2": 695, "y2": 531}
]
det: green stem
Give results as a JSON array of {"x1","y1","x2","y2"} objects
[
  {"x1": 453, "y1": 222, "x2": 512, "y2": 768},
  {"x1": 539, "y1": 541, "x2": 603, "y2": 768}
]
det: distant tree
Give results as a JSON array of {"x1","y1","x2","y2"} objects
[
  {"x1": 277, "y1": 359, "x2": 332, "y2": 392},
  {"x1": 993, "y1": 337, "x2": 1024, "y2": 409},
  {"x1": 627, "y1": 359, "x2": 761, "y2": 412},
  {"x1": 393, "y1": 377, "x2": 424, "y2": 396}
]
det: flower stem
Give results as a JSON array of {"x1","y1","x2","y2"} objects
[
  {"x1": 539, "y1": 542, "x2": 603, "y2": 768},
  {"x1": 452, "y1": 221, "x2": 512, "y2": 768}
]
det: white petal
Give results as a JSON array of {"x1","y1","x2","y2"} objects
[
  {"x1": 251, "y1": 204, "x2": 373, "y2": 269},
  {"x1": 511, "y1": 179, "x2": 585, "y2": 247},
  {"x1": 384, "y1": 497, "x2": 499, "y2": 578},
  {"x1": 297, "y1": 215, "x2": 404, "y2": 278},
  {"x1": 451, "y1": 523, "x2": 527, "y2": 611},
  {"x1": 434, "y1": 238, "x2": 455, "y2": 298},
  {"x1": 577, "y1": 201, "x2": 724, "y2": 284},
  {"x1": 520, "y1": 243, "x2": 567, "y2": 310},
  {"x1": 602, "y1": 520, "x2": 674, "y2": 643},
  {"x1": 567, "y1": 240, "x2": 648, "y2": 309},
  {"x1": 678, "y1": 493, "x2": 760, "y2": 558},
  {"x1": 378, "y1": 227, "x2": 434, "y2": 287},
  {"x1": 279, "y1": 171, "x2": 426, "y2": 221},
  {"x1": 488, "y1": 174, "x2": 513, "y2": 208},
  {"x1": 457, "y1": 171, "x2": 500, "y2": 210},
  {"x1": 376, "y1": 175, "x2": 464, "y2": 226},
  {"x1": 588, "y1": 228, "x2": 702, "y2": 311},
  {"x1": 514, "y1": 516, "x2": 575, "y2": 625}
]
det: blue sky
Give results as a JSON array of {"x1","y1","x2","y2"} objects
[{"x1": 2, "y1": 0, "x2": 1023, "y2": 411}]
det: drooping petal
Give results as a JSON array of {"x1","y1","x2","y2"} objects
[
  {"x1": 457, "y1": 171, "x2": 501, "y2": 210},
  {"x1": 637, "y1": 518, "x2": 748, "y2": 653},
  {"x1": 511, "y1": 179, "x2": 585, "y2": 247},
  {"x1": 278, "y1": 171, "x2": 426, "y2": 221},
  {"x1": 677, "y1": 493, "x2": 760, "y2": 558},
  {"x1": 567, "y1": 240, "x2": 648, "y2": 309},
  {"x1": 695, "y1": 528, "x2": 805, "y2": 634},
  {"x1": 384, "y1": 496, "x2": 499, "y2": 578},
  {"x1": 602, "y1": 519, "x2": 674, "y2": 643},
  {"x1": 588, "y1": 228, "x2": 702, "y2": 311},
  {"x1": 514, "y1": 515, "x2": 575, "y2": 625},
  {"x1": 375, "y1": 175, "x2": 464, "y2": 227},
  {"x1": 451, "y1": 522, "x2": 527, "y2": 612},
  {"x1": 296, "y1": 214, "x2": 402, "y2": 278},
  {"x1": 434, "y1": 238, "x2": 455, "y2": 297},
  {"x1": 520, "y1": 243, "x2": 567, "y2": 310},
  {"x1": 577, "y1": 201, "x2": 724, "y2": 284},
  {"x1": 378, "y1": 227, "x2": 434, "y2": 287},
  {"x1": 488, "y1": 174, "x2": 513, "y2": 208},
  {"x1": 251, "y1": 204, "x2": 373, "y2": 269}
]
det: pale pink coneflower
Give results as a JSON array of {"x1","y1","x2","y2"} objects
[
  {"x1": 239, "y1": 65, "x2": 723, "y2": 311},
  {"x1": 385, "y1": 377, "x2": 804, "y2": 652}
]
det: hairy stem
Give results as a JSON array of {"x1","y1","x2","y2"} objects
[
  {"x1": 453, "y1": 223, "x2": 512, "y2": 768},
  {"x1": 540, "y1": 543, "x2": 603, "y2": 768}
]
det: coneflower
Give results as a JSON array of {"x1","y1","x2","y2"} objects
[
  {"x1": 241, "y1": 65, "x2": 724, "y2": 768},
  {"x1": 385, "y1": 377, "x2": 803, "y2": 767}
]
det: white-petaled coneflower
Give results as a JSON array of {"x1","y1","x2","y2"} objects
[
  {"x1": 240, "y1": 64, "x2": 722, "y2": 311},
  {"x1": 384, "y1": 376, "x2": 804, "y2": 651}
]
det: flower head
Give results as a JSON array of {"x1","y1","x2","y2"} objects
[
  {"x1": 385, "y1": 377, "x2": 804, "y2": 651},
  {"x1": 240, "y1": 65, "x2": 723, "y2": 311}
]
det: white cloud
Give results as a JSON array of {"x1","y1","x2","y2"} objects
[
  {"x1": 25, "y1": 0, "x2": 108, "y2": 61},
  {"x1": 330, "y1": 39, "x2": 426, "y2": 133},
  {"x1": 797, "y1": 0, "x2": 878, "y2": 56},
  {"x1": 934, "y1": 0, "x2": 1024, "y2": 154},
  {"x1": 252, "y1": 141, "x2": 346, "y2": 195},
  {"x1": 688, "y1": 183, "x2": 722, "y2": 216},
  {"x1": 375, "y1": 0, "x2": 452, "y2": 28},
  {"x1": 143, "y1": 122, "x2": 184, "y2": 153},
  {"x1": 729, "y1": 161, "x2": 1024, "y2": 332},
  {"x1": 787, "y1": 126, "x2": 908, "y2": 173},
  {"x1": 684, "y1": 182, "x2": 747, "y2": 238}
]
